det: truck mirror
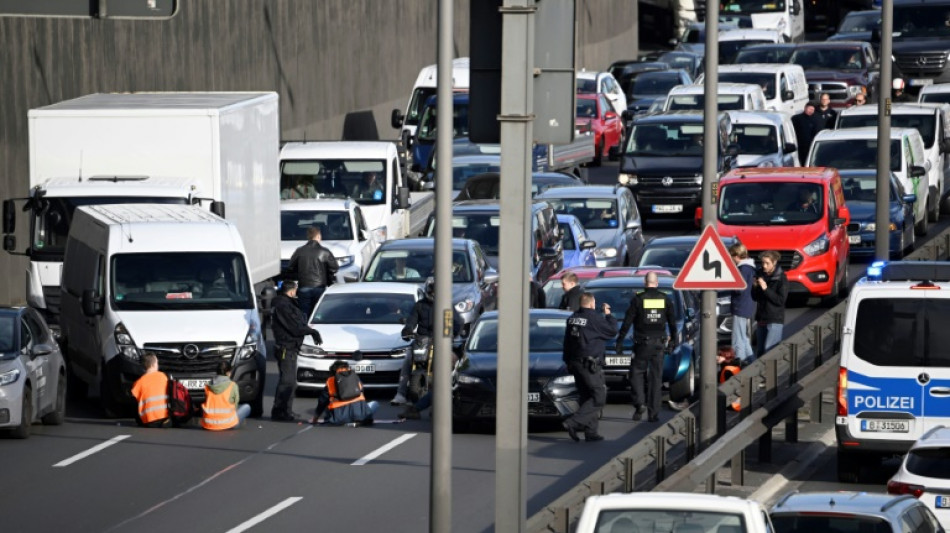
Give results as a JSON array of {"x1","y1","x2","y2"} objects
[
  {"x1": 911, "y1": 165, "x2": 927, "y2": 178},
  {"x1": 782, "y1": 90, "x2": 795, "y2": 102},
  {"x1": 81, "y1": 289, "x2": 103, "y2": 317},
  {"x1": 784, "y1": 142, "x2": 797, "y2": 154},
  {"x1": 210, "y1": 201, "x2": 226, "y2": 218},
  {"x1": 3, "y1": 235, "x2": 15, "y2": 252},
  {"x1": 395, "y1": 186, "x2": 411, "y2": 210},
  {"x1": 391, "y1": 109, "x2": 404, "y2": 130},
  {"x1": 2, "y1": 199, "x2": 14, "y2": 234}
]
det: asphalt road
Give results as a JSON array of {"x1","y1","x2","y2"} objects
[{"x1": 2, "y1": 160, "x2": 943, "y2": 533}]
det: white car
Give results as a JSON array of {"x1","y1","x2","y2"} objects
[
  {"x1": 576, "y1": 70, "x2": 627, "y2": 116},
  {"x1": 295, "y1": 282, "x2": 421, "y2": 390},
  {"x1": 280, "y1": 198, "x2": 381, "y2": 284},
  {"x1": 888, "y1": 426, "x2": 950, "y2": 528},
  {"x1": 575, "y1": 492, "x2": 774, "y2": 533}
]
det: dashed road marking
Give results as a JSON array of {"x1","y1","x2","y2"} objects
[
  {"x1": 351, "y1": 433, "x2": 417, "y2": 466},
  {"x1": 52, "y1": 434, "x2": 131, "y2": 468},
  {"x1": 226, "y1": 497, "x2": 303, "y2": 533}
]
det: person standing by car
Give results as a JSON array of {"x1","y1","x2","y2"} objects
[
  {"x1": 729, "y1": 243, "x2": 757, "y2": 366},
  {"x1": 287, "y1": 226, "x2": 339, "y2": 318},
  {"x1": 131, "y1": 353, "x2": 170, "y2": 428},
  {"x1": 752, "y1": 250, "x2": 788, "y2": 358},
  {"x1": 616, "y1": 271, "x2": 678, "y2": 423},
  {"x1": 559, "y1": 272, "x2": 583, "y2": 311},
  {"x1": 271, "y1": 280, "x2": 323, "y2": 422},
  {"x1": 792, "y1": 102, "x2": 820, "y2": 156},
  {"x1": 562, "y1": 292, "x2": 616, "y2": 442}
]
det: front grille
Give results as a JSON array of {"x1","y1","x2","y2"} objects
[
  {"x1": 317, "y1": 349, "x2": 404, "y2": 360},
  {"x1": 751, "y1": 250, "x2": 802, "y2": 272},
  {"x1": 42, "y1": 286, "x2": 62, "y2": 319},
  {"x1": 142, "y1": 342, "x2": 236, "y2": 374},
  {"x1": 808, "y1": 82, "x2": 849, "y2": 101},
  {"x1": 638, "y1": 175, "x2": 700, "y2": 186},
  {"x1": 847, "y1": 223, "x2": 861, "y2": 232},
  {"x1": 310, "y1": 369, "x2": 400, "y2": 385},
  {"x1": 896, "y1": 52, "x2": 948, "y2": 75}
]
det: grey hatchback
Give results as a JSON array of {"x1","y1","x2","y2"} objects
[{"x1": 770, "y1": 491, "x2": 945, "y2": 533}]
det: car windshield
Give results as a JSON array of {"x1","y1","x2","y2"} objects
[
  {"x1": 0, "y1": 314, "x2": 14, "y2": 353},
  {"x1": 722, "y1": 0, "x2": 785, "y2": 14},
  {"x1": 111, "y1": 252, "x2": 253, "y2": 311},
  {"x1": 906, "y1": 447, "x2": 950, "y2": 478},
  {"x1": 682, "y1": 27, "x2": 706, "y2": 43},
  {"x1": 733, "y1": 124, "x2": 780, "y2": 155},
  {"x1": 311, "y1": 293, "x2": 416, "y2": 325},
  {"x1": 895, "y1": 4, "x2": 950, "y2": 38},
  {"x1": 280, "y1": 159, "x2": 387, "y2": 205},
  {"x1": 771, "y1": 515, "x2": 890, "y2": 533},
  {"x1": 838, "y1": 114, "x2": 937, "y2": 148},
  {"x1": 466, "y1": 316, "x2": 567, "y2": 352},
  {"x1": 668, "y1": 93, "x2": 745, "y2": 111},
  {"x1": 364, "y1": 249, "x2": 473, "y2": 283},
  {"x1": 854, "y1": 298, "x2": 950, "y2": 366},
  {"x1": 428, "y1": 213, "x2": 500, "y2": 254},
  {"x1": 451, "y1": 162, "x2": 501, "y2": 190},
  {"x1": 718, "y1": 182, "x2": 825, "y2": 225},
  {"x1": 735, "y1": 46, "x2": 794, "y2": 64},
  {"x1": 719, "y1": 72, "x2": 776, "y2": 99},
  {"x1": 921, "y1": 92, "x2": 950, "y2": 104},
  {"x1": 417, "y1": 101, "x2": 470, "y2": 142},
  {"x1": 544, "y1": 198, "x2": 620, "y2": 230},
  {"x1": 789, "y1": 48, "x2": 866, "y2": 70},
  {"x1": 593, "y1": 509, "x2": 746, "y2": 532},
  {"x1": 720, "y1": 40, "x2": 772, "y2": 63},
  {"x1": 627, "y1": 122, "x2": 707, "y2": 156},
  {"x1": 586, "y1": 286, "x2": 683, "y2": 323},
  {"x1": 630, "y1": 74, "x2": 683, "y2": 98},
  {"x1": 839, "y1": 12, "x2": 881, "y2": 32},
  {"x1": 842, "y1": 175, "x2": 899, "y2": 203},
  {"x1": 658, "y1": 54, "x2": 697, "y2": 75},
  {"x1": 280, "y1": 210, "x2": 353, "y2": 241},
  {"x1": 576, "y1": 78, "x2": 598, "y2": 93},
  {"x1": 810, "y1": 139, "x2": 901, "y2": 172},
  {"x1": 639, "y1": 246, "x2": 692, "y2": 269}
]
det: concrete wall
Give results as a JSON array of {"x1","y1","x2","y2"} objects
[{"x1": 0, "y1": 0, "x2": 636, "y2": 305}]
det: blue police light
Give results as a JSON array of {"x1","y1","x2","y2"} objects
[{"x1": 867, "y1": 260, "x2": 886, "y2": 280}]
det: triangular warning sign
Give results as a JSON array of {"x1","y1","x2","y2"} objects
[{"x1": 674, "y1": 225, "x2": 747, "y2": 290}]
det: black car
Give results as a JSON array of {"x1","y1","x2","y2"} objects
[
  {"x1": 657, "y1": 51, "x2": 705, "y2": 80},
  {"x1": 890, "y1": 0, "x2": 950, "y2": 90},
  {"x1": 452, "y1": 309, "x2": 578, "y2": 426},
  {"x1": 608, "y1": 60, "x2": 671, "y2": 99},
  {"x1": 827, "y1": 10, "x2": 881, "y2": 44},
  {"x1": 626, "y1": 70, "x2": 693, "y2": 116},
  {"x1": 734, "y1": 43, "x2": 798, "y2": 64}
]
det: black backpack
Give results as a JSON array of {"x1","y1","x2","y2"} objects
[{"x1": 334, "y1": 369, "x2": 362, "y2": 401}]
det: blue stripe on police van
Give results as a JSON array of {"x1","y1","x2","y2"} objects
[{"x1": 847, "y1": 370, "x2": 923, "y2": 416}]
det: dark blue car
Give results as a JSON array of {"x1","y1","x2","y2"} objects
[
  {"x1": 841, "y1": 170, "x2": 916, "y2": 259},
  {"x1": 412, "y1": 92, "x2": 470, "y2": 170}
]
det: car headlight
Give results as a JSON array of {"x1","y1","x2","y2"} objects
[
  {"x1": 594, "y1": 247, "x2": 618, "y2": 259},
  {"x1": 336, "y1": 255, "x2": 355, "y2": 268},
  {"x1": 299, "y1": 344, "x2": 327, "y2": 358},
  {"x1": 456, "y1": 374, "x2": 483, "y2": 384},
  {"x1": 455, "y1": 299, "x2": 475, "y2": 313},
  {"x1": 235, "y1": 328, "x2": 261, "y2": 360},
  {"x1": 888, "y1": 222, "x2": 898, "y2": 231},
  {"x1": 864, "y1": 222, "x2": 876, "y2": 232},
  {"x1": 758, "y1": 160, "x2": 776, "y2": 168},
  {"x1": 848, "y1": 85, "x2": 862, "y2": 97},
  {"x1": 619, "y1": 173, "x2": 638, "y2": 185},
  {"x1": 803, "y1": 233, "x2": 830, "y2": 256},
  {"x1": 550, "y1": 374, "x2": 575, "y2": 385},
  {"x1": 114, "y1": 323, "x2": 141, "y2": 362},
  {"x1": 0, "y1": 368, "x2": 20, "y2": 386}
]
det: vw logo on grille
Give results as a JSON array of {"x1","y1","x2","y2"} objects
[
  {"x1": 661, "y1": 176, "x2": 674, "y2": 187},
  {"x1": 182, "y1": 344, "x2": 200, "y2": 360},
  {"x1": 919, "y1": 372, "x2": 931, "y2": 385}
]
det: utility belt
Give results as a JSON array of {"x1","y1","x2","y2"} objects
[{"x1": 634, "y1": 335, "x2": 668, "y2": 347}]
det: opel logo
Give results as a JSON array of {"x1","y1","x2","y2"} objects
[
  {"x1": 661, "y1": 176, "x2": 674, "y2": 187},
  {"x1": 919, "y1": 372, "x2": 931, "y2": 385},
  {"x1": 183, "y1": 344, "x2": 200, "y2": 360}
]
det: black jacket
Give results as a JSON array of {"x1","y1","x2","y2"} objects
[
  {"x1": 752, "y1": 266, "x2": 788, "y2": 324},
  {"x1": 816, "y1": 107, "x2": 837, "y2": 130},
  {"x1": 617, "y1": 287, "x2": 678, "y2": 342},
  {"x1": 563, "y1": 307, "x2": 618, "y2": 364},
  {"x1": 791, "y1": 112, "x2": 820, "y2": 156},
  {"x1": 559, "y1": 285, "x2": 582, "y2": 312},
  {"x1": 529, "y1": 280, "x2": 546, "y2": 309},
  {"x1": 287, "y1": 240, "x2": 339, "y2": 288},
  {"x1": 402, "y1": 297, "x2": 463, "y2": 339},
  {"x1": 272, "y1": 293, "x2": 319, "y2": 350}
]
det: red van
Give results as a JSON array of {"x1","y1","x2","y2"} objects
[{"x1": 715, "y1": 167, "x2": 851, "y2": 305}]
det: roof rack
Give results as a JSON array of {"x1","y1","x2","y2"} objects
[{"x1": 876, "y1": 261, "x2": 950, "y2": 283}]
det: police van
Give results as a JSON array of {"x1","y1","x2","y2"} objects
[{"x1": 836, "y1": 261, "x2": 950, "y2": 482}]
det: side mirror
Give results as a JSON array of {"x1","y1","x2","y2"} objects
[
  {"x1": 81, "y1": 289, "x2": 103, "y2": 317},
  {"x1": 784, "y1": 142, "x2": 798, "y2": 154},
  {"x1": 782, "y1": 90, "x2": 795, "y2": 102},
  {"x1": 911, "y1": 165, "x2": 927, "y2": 178},
  {"x1": 580, "y1": 240, "x2": 597, "y2": 250},
  {"x1": 903, "y1": 193, "x2": 918, "y2": 204},
  {"x1": 621, "y1": 110, "x2": 632, "y2": 122},
  {"x1": 625, "y1": 219, "x2": 642, "y2": 230},
  {"x1": 31, "y1": 343, "x2": 54, "y2": 357},
  {"x1": 343, "y1": 272, "x2": 360, "y2": 283},
  {"x1": 391, "y1": 109, "x2": 404, "y2": 129},
  {"x1": 2, "y1": 199, "x2": 14, "y2": 234},
  {"x1": 358, "y1": 228, "x2": 368, "y2": 242},
  {"x1": 210, "y1": 201, "x2": 226, "y2": 218},
  {"x1": 604, "y1": 111, "x2": 618, "y2": 120},
  {"x1": 483, "y1": 271, "x2": 499, "y2": 285},
  {"x1": 835, "y1": 206, "x2": 851, "y2": 227},
  {"x1": 395, "y1": 186, "x2": 411, "y2": 210}
]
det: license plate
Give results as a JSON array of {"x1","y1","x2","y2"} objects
[
  {"x1": 936, "y1": 496, "x2": 950, "y2": 508},
  {"x1": 653, "y1": 204, "x2": 683, "y2": 214},
  {"x1": 910, "y1": 78, "x2": 934, "y2": 87},
  {"x1": 181, "y1": 379, "x2": 210, "y2": 390},
  {"x1": 352, "y1": 364, "x2": 376, "y2": 374},
  {"x1": 860, "y1": 419, "x2": 909, "y2": 432},
  {"x1": 849, "y1": 235, "x2": 861, "y2": 244},
  {"x1": 606, "y1": 356, "x2": 632, "y2": 366},
  {"x1": 528, "y1": 392, "x2": 540, "y2": 403}
]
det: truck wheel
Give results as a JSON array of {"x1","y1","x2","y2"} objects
[
  {"x1": 11, "y1": 386, "x2": 32, "y2": 439},
  {"x1": 41, "y1": 369, "x2": 67, "y2": 426},
  {"x1": 836, "y1": 448, "x2": 861, "y2": 483},
  {"x1": 670, "y1": 360, "x2": 695, "y2": 402}
]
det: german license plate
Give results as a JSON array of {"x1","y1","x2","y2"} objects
[
  {"x1": 181, "y1": 379, "x2": 211, "y2": 390},
  {"x1": 936, "y1": 495, "x2": 950, "y2": 508},
  {"x1": 527, "y1": 393, "x2": 540, "y2": 403},
  {"x1": 860, "y1": 419, "x2": 909, "y2": 432},
  {"x1": 352, "y1": 364, "x2": 376, "y2": 374},
  {"x1": 910, "y1": 78, "x2": 934, "y2": 87},
  {"x1": 606, "y1": 356, "x2": 632, "y2": 366},
  {"x1": 849, "y1": 235, "x2": 861, "y2": 244},
  {"x1": 653, "y1": 204, "x2": 683, "y2": 214}
]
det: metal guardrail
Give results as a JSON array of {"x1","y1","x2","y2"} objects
[{"x1": 527, "y1": 227, "x2": 950, "y2": 533}]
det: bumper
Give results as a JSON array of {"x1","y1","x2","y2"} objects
[
  {"x1": 602, "y1": 349, "x2": 690, "y2": 390},
  {"x1": 847, "y1": 231, "x2": 903, "y2": 257},
  {"x1": 835, "y1": 423, "x2": 916, "y2": 455},
  {"x1": 0, "y1": 381, "x2": 25, "y2": 428},
  {"x1": 453, "y1": 383, "x2": 579, "y2": 420},
  {"x1": 785, "y1": 256, "x2": 838, "y2": 296},
  {"x1": 632, "y1": 187, "x2": 702, "y2": 216},
  {"x1": 296, "y1": 354, "x2": 404, "y2": 389}
]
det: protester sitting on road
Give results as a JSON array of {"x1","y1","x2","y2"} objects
[
  {"x1": 311, "y1": 360, "x2": 379, "y2": 426},
  {"x1": 200, "y1": 361, "x2": 251, "y2": 431},
  {"x1": 131, "y1": 353, "x2": 170, "y2": 428}
]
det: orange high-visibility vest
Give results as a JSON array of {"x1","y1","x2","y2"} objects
[
  {"x1": 201, "y1": 382, "x2": 238, "y2": 430},
  {"x1": 132, "y1": 371, "x2": 169, "y2": 424},
  {"x1": 326, "y1": 371, "x2": 365, "y2": 410}
]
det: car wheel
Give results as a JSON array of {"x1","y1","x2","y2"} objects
[
  {"x1": 906, "y1": 224, "x2": 916, "y2": 254},
  {"x1": 11, "y1": 385, "x2": 32, "y2": 439},
  {"x1": 670, "y1": 359, "x2": 695, "y2": 402},
  {"x1": 929, "y1": 188, "x2": 940, "y2": 223},
  {"x1": 821, "y1": 271, "x2": 842, "y2": 308},
  {"x1": 99, "y1": 363, "x2": 120, "y2": 419},
  {"x1": 836, "y1": 448, "x2": 862, "y2": 483},
  {"x1": 41, "y1": 369, "x2": 67, "y2": 426}
]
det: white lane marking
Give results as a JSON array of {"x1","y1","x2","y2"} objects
[
  {"x1": 53, "y1": 435, "x2": 131, "y2": 467},
  {"x1": 351, "y1": 433, "x2": 417, "y2": 466},
  {"x1": 226, "y1": 497, "x2": 303, "y2": 533}
]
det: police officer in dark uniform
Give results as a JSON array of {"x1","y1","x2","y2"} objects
[
  {"x1": 616, "y1": 272, "x2": 678, "y2": 422},
  {"x1": 271, "y1": 280, "x2": 323, "y2": 421},
  {"x1": 562, "y1": 292, "x2": 617, "y2": 442}
]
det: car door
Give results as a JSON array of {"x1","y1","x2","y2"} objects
[
  {"x1": 22, "y1": 310, "x2": 55, "y2": 414},
  {"x1": 573, "y1": 218, "x2": 596, "y2": 266},
  {"x1": 599, "y1": 94, "x2": 622, "y2": 151},
  {"x1": 353, "y1": 206, "x2": 376, "y2": 273},
  {"x1": 619, "y1": 190, "x2": 644, "y2": 262},
  {"x1": 473, "y1": 243, "x2": 497, "y2": 311},
  {"x1": 18, "y1": 313, "x2": 48, "y2": 418}
]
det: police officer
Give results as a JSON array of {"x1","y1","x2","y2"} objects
[
  {"x1": 562, "y1": 292, "x2": 617, "y2": 442},
  {"x1": 271, "y1": 280, "x2": 322, "y2": 421},
  {"x1": 286, "y1": 226, "x2": 339, "y2": 318},
  {"x1": 616, "y1": 272, "x2": 677, "y2": 422}
]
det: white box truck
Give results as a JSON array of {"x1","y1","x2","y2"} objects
[{"x1": 1, "y1": 92, "x2": 281, "y2": 328}]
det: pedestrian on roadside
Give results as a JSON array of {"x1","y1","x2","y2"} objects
[
  {"x1": 311, "y1": 360, "x2": 379, "y2": 426},
  {"x1": 791, "y1": 102, "x2": 820, "y2": 157},
  {"x1": 816, "y1": 92, "x2": 837, "y2": 130},
  {"x1": 271, "y1": 280, "x2": 323, "y2": 422},
  {"x1": 752, "y1": 250, "x2": 788, "y2": 358},
  {"x1": 562, "y1": 292, "x2": 616, "y2": 442},
  {"x1": 286, "y1": 226, "x2": 339, "y2": 318},
  {"x1": 200, "y1": 361, "x2": 251, "y2": 430},
  {"x1": 616, "y1": 271, "x2": 677, "y2": 423},
  {"x1": 558, "y1": 271, "x2": 583, "y2": 312},
  {"x1": 729, "y1": 242, "x2": 757, "y2": 365},
  {"x1": 131, "y1": 353, "x2": 170, "y2": 428}
]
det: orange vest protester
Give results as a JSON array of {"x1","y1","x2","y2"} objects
[
  {"x1": 201, "y1": 382, "x2": 239, "y2": 430},
  {"x1": 132, "y1": 371, "x2": 170, "y2": 424},
  {"x1": 326, "y1": 371, "x2": 365, "y2": 410}
]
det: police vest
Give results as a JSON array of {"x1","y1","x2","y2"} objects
[
  {"x1": 326, "y1": 372, "x2": 365, "y2": 410},
  {"x1": 201, "y1": 382, "x2": 239, "y2": 430},
  {"x1": 636, "y1": 290, "x2": 669, "y2": 337},
  {"x1": 133, "y1": 371, "x2": 169, "y2": 424}
]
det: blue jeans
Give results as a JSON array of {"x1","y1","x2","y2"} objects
[
  {"x1": 732, "y1": 316, "x2": 754, "y2": 363},
  {"x1": 755, "y1": 322, "x2": 784, "y2": 358},
  {"x1": 296, "y1": 286, "x2": 325, "y2": 319}
]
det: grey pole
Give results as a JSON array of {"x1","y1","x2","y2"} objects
[
  {"x1": 875, "y1": 0, "x2": 894, "y2": 261},
  {"x1": 700, "y1": 0, "x2": 720, "y2": 448},
  {"x1": 431, "y1": 0, "x2": 454, "y2": 530},
  {"x1": 495, "y1": 1, "x2": 535, "y2": 531}
]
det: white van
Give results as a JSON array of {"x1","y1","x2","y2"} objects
[
  {"x1": 835, "y1": 261, "x2": 950, "y2": 482},
  {"x1": 60, "y1": 204, "x2": 266, "y2": 414},
  {"x1": 728, "y1": 110, "x2": 801, "y2": 167},
  {"x1": 837, "y1": 103, "x2": 950, "y2": 224},
  {"x1": 808, "y1": 127, "x2": 930, "y2": 235},
  {"x1": 919, "y1": 83, "x2": 950, "y2": 104},
  {"x1": 721, "y1": 0, "x2": 805, "y2": 43},
  {"x1": 700, "y1": 64, "x2": 809, "y2": 113},
  {"x1": 664, "y1": 83, "x2": 768, "y2": 112},
  {"x1": 575, "y1": 492, "x2": 774, "y2": 533},
  {"x1": 719, "y1": 28, "x2": 785, "y2": 63},
  {"x1": 391, "y1": 57, "x2": 470, "y2": 147}
]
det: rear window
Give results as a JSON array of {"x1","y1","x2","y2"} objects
[
  {"x1": 838, "y1": 114, "x2": 936, "y2": 149},
  {"x1": 771, "y1": 514, "x2": 891, "y2": 533},
  {"x1": 906, "y1": 447, "x2": 950, "y2": 478},
  {"x1": 593, "y1": 510, "x2": 746, "y2": 533},
  {"x1": 853, "y1": 298, "x2": 950, "y2": 367}
]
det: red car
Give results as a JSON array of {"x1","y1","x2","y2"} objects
[{"x1": 575, "y1": 93, "x2": 623, "y2": 166}]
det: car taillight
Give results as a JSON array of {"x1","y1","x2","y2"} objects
[
  {"x1": 887, "y1": 480, "x2": 924, "y2": 498},
  {"x1": 837, "y1": 367, "x2": 848, "y2": 416}
]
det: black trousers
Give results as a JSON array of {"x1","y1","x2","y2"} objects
[
  {"x1": 631, "y1": 339, "x2": 664, "y2": 417},
  {"x1": 565, "y1": 359, "x2": 606, "y2": 436},
  {"x1": 272, "y1": 345, "x2": 298, "y2": 416}
]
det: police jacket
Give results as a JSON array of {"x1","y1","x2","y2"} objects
[
  {"x1": 752, "y1": 266, "x2": 788, "y2": 324},
  {"x1": 287, "y1": 240, "x2": 339, "y2": 288},
  {"x1": 559, "y1": 285, "x2": 582, "y2": 312},
  {"x1": 617, "y1": 287, "x2": 678, "y2": 343},
  {"x1": 401, "y1": 297, "x2": 463, "y2": 339},
  {"x1": 563, "y1": 307, "x2": 618, "y2": 364},
  {"x1": 272, "y1": 293, "x2": 318, "y2": 350}
]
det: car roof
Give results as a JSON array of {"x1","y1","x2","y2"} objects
[
  {"x1": 585, "y1": 492, "x2": 758, "y2": 513},
  {"x1": 722, "y1": 167, "x2": 840, "y2": 183},
  {"x1": 535, "y1": 185, "x2": 623, "y2": 199},
  {"x1": 718, "y1": 63, "x2": 796, "y2": 74},
  {"x1": 921, "y1": 83, "x2": 950, "y2": 94},
  {"x1": 840, "y1": 103, "x2": 939, "y2": 117},
  {"x1": 719, "y1": 28, "x2": 781, "y2": 41},
  {"x1": 478, "y1": 309, "x2": 572, "y2": 321},
  {"x1": 740, "y1": 43, "x2": 797, "y2": 50},
  {"x1": 771, "y1": 492, "x2": 917, "y2": 518},
  {"x1": 379, "y1": 238, "x2": 471, "y2": 251},
  {"x1": 280, "y1": 141, "x2": 396, "y2": 159},
  {"x1": 646, "y1": 235, "x2": 739, "y2": 247},
  {"x1": 279, "y1": 198, "x2": 356, "y2": 211},
  {"x1": 547, "y1": 266, "x2": 674, "y2": 281},
  {"x1": 324, "y1": 282, "x2": 421, "y2": 296},
  {"x1": 795, "y1": 41, "x2": 867, "y2": 49},
  {"x1": 585, "y1": 274, "x2": 678, "y2": 289},
  {"x1": 0, "y1": 307, "x2": 23, "y2": 317},
  {"x1": 914, "y1": 425, "x2": 950, "y2": 447},
  {"x1": 813, "y1": 126, "x2": 919, "y2": 141},
  {"x1": 728, "y1": 110, "x2": 788, "y2": 127},
  {"x1": 449, "y1": 199, "x2": 551, "y2": 211},
  {"x1": 632, "y1": 111, "x2": 706, "y2": 123},
  {"x1": 671, "y1": 83, "x2": 762, "y2": 95},
  {"x1": 839, "y1": 169, "x2": 899, "y2": 180}
]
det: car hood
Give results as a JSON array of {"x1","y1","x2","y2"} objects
[
  {"x1": 119, "y1": 310, "x2": 255, "y2": 345},
  {"x1": 280, "y1": 240, "x2": 358, "y2": 261},
  {"x1": 301, "y1": 323, "x2": 408, "y2": 352},
  {"x1": 847, "y1": 200, "x2": 901, "y2": 223},
  {"x1": 717, "y1": 222, "x2": 827, "y2": 251},
  {"x1": 803, "y1": 69, "x2": 865, "y2": 82},
  {"x1": 621, "y1": 155, "x2": 704, "y2": 175},
  {"x1": 736, "y1": 154, "x2": 780, "y2": 168},
  {"x1": 893, "y1": 39, "x2": 950, "y2": 51},
  {"x1": 628, "y1": 96, "x2": 665, "y2": 112},
  {"x1": 829, "y1": 32, "x2": 872, "y2": 42},
  {"x1": 460, "y1": 349, "x2": 566, "y2": 379},
  {"x1": 585, "y1": 229, "x2": 623, "y2": 249}
]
